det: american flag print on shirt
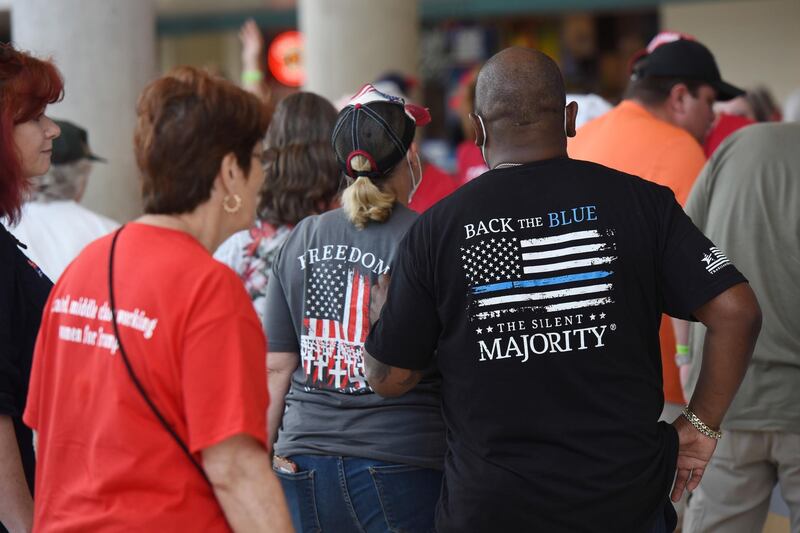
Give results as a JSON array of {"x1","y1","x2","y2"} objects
[
  {"x1": 461, "y1": 229, "x2": 618, "y2": 320},
  {"x1": 300, "y1": 261, "x2": 372, "y2": 393}
]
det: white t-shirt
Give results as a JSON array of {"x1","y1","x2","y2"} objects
[{"x1": 10, "y1": 201, "x2": 119, "y2": 281}]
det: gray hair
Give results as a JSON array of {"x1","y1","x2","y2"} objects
[{"x1": 27, "y1": 159, "x2": 92, "y2": 202}]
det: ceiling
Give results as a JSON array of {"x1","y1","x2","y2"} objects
[
  {"x1": 157, "y1": 0, "x2": 295, "y2": 14},
  {"x1": 155, "y1": 0, "x2": 717, "y2": 36},
  {"x1": 0, "y1": 0, "x2": 721, "y2": 36}
]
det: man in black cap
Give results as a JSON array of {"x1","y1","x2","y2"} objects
[
  {"x1": 11, "y1": 120, "x2": 117, "y2": 280},
  {"x1": 363, "y1": 47, "x2": 761, "y2": 533},
  {"x1": 570, "y1": 36, "x2": 744, "y2": 203}
]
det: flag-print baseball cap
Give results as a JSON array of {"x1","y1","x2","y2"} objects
[{"x1": 331, "y1": 84, "x2": 431, "y2": 179}]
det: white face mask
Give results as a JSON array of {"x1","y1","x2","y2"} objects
[
  {"x1": 476, "y1": 114, "x2": 489, "y2": 167},
  {"x1": 407, "y1": 151, "x2": 423, "y2": 204}
]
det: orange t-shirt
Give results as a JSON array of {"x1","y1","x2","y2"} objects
[
  {"x1": 24, "y1": 224, "x2": 268, "y2": 532},
  {"x1": 569, "y1": 100, "x2": 707, "y2": 404}
]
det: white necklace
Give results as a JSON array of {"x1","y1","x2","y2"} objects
[{"x1": 493, "y1": 162, "x2": 523, "y2": 169}]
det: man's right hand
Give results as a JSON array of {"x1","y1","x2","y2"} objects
[
  {"x1": 670, "y1": 414, "x2": 718, "y2": 502},
  {"x1": 239, "y1": 19, "x2": 264, "y2": 68},
  {"x1": 669, "y1": 282, "x2": 760, "y2": 502}
]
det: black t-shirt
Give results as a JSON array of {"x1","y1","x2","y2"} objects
[
  {"x1": 365, "y1": 158, "x2": 747, "y2": 533},
  {"x1": 0, "y1": 224, "x2": 52, "y2": 494}
]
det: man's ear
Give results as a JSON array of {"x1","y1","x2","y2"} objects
[
  {"x1": 565, "y1": 101, "x2": 579, "y2": 138},
  {"x1": 668, "y1": 83, "x2": 691, "y2": 116},
  {"x1": 469, "y1": 112, "x2": 485, "y2": 147}
]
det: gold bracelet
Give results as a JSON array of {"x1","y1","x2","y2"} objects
[{"x1": 681, "y1": 407, "x2": 722, "y2": 440}]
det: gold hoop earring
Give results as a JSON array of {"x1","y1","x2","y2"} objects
[{"x1": 223, "y1": 194, "x2": 242, "y2": 214}]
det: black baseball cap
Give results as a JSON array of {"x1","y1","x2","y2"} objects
[
  {"x1": 331, "y1": 84, "x2": 430, "y2": 179},
  {"x1": 52, "y1": 120, "x2": 107, "y2": 165},
  {"x1": 636, "y1": 39, "x2": 744, "y2": 101}
]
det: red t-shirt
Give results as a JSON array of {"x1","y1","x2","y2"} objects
[
  {"x1": 703, "y1": 113, "x2": 755, "y2": 158},
  {"x1": 454, "y1": 141, "x2": 488, "y2": 187},
  {"x1": 408, "y1": 163, "x2": 460, "y2": 214},
  {"x1": 24, "y1": 223, "x2": 268, "y2": 532}
]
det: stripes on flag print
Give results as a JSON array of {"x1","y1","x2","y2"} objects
[
  {"x1": 521, "y1": 242, "x2": 608, "y2": 261},
  {"x1": 476, "y1": 283, "x2": 613, "y2": 307},
  {"x1": 519, "y1": 229, "x2": 602, "y2": 247},
  {"x1": 300, "y1": 263, "x2": 373, "y2": 392},
  {"x1": 545, "y1": 297, "x2": 613, "y2": 312},
  {"x1": 461, "y1": 228, "x2": 618, "y2": 316},
  {"x1": 522, "y1": 256, "x2": 616, "y2": 274},
  {"x1": 472, "y1": 271, "x2": 613, "y2": 294},
  {"x1": 702, "y1": 246, "x2": 731, "y2": 274}
]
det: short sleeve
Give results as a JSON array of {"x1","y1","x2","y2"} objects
[
  {"x1": 364, "y1": 218, "x2": 440, "y2": 370},
  {"x1": 181, "y1": 272, "x2": 269, "y2": 453},
  {"x1": 263, "y1": 248, "x2": 300, "y2": 353},
  {"x1": 659, "y1": 190, "x2": 747, "y2": 320}
]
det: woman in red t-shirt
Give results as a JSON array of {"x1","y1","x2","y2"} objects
[{"x1": 24, "y1": 67, "x2": 291, "y2": 532}]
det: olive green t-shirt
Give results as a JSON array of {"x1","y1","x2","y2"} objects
[{"x1": 685, "y1": 123, "x2": 800, "y2": 432}]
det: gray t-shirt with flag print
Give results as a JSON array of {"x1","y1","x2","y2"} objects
[{"x1": 263, "y1": 205, "x2": 445, "y2": 470}]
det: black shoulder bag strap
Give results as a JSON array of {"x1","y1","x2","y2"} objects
[{"x1": 108, "y1": 225, "x2": 211, "y2": 486}]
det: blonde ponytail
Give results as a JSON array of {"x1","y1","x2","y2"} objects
[{"x1": 341, "y1": 155, "x2": 396, "y2": 229}]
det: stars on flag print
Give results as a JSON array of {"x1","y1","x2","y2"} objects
[{"x1": 461, "y1": 228, "x2": 618, "y2": 319}]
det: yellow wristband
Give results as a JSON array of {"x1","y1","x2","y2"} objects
[
  {"x1": 676, "y1": 344, "x2": 689, "y2": 355},
  {"x1": 241, "y1": 69, "x2": 264, "y2": 83}
]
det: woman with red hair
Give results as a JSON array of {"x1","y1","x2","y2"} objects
[{"x1": 0, "y1": 43, "x2": 62, "y2": 532}]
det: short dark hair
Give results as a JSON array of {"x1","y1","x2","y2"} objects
[
  {"x1": 475, "y1": 47, "x2": 565, "y2": 127},
  {"x1": 625, "y1": 75, "x2": 705, "y2": 106},
  {"x1": 135, "y1": 67, "x2": 270, "y2": 215},
  {"x1": 259, "y1": 92, "x2": 340, "y2": 226},
  {"x1": 0, "y1": 44, "x2": 63, "y2": 222}
]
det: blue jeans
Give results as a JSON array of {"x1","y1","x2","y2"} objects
[{"x1": 275, "y1": 455, "x2": 443, "y2": 533}]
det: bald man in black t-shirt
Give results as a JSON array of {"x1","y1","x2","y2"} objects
[{"x1": 362, "y1": 47, "x2": 761, "y2": 533}]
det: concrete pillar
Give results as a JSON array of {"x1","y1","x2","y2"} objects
[
  {"x1": 299, "y1": 0, "x2": 419, "y2": 104},
  {"x1": 11, "y1": 0, "x2": 156, "y2": 222}
]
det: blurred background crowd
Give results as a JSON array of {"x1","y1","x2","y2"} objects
[{"x1": 2, "y1": 0, "x2": 798, "y2": 225}]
